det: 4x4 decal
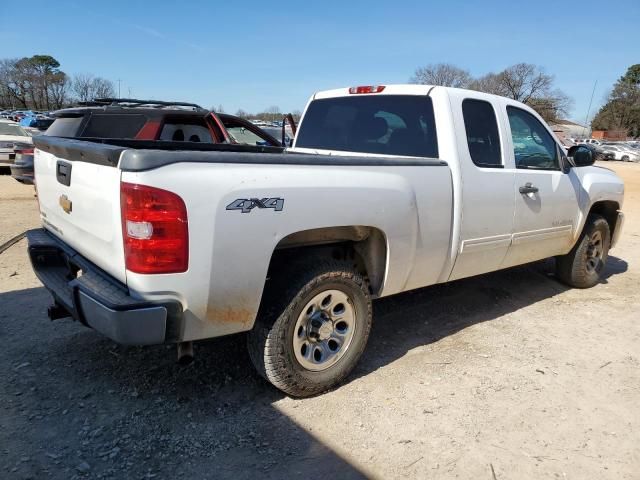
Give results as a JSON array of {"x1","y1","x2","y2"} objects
[{"x1": 226, "y1": 197, "x2": 284, "y2": 213}]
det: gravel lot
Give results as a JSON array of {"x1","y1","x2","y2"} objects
[{"x1": 1, "y1": 163, "x2": 639, "y2": 479}]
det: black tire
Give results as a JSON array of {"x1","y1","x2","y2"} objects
[
  {"x1": 622, "y1": 155, "x2": 629, "y2": 162},
  {"x1": 247, "y1": 259, "x2": 372, "y2": 397},
  {"x1": 556, "y1": 214, "x2": 610, "y2": 288}
]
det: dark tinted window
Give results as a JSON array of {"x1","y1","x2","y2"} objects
[
  {"x1": 81, "y1": 114, "x2": 147, "y2": 139},
  {"x1": 462, "y1": 99, "x2": 502, "y2": 167},
  {"x1": 507, "y1": 107, "x2": 559, "y2": 170},
  {"x1": 45, "y1": 116, "x2": 83, "y2": 137},
  {"x1": 296, "y1": 95, "x2": 438, "y2": 158}
]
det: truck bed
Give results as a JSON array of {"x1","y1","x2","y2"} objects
[{"x1": 33, "y1": 136, "x2": 446, "y2": 171}]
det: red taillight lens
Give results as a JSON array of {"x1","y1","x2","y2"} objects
[
  {"x1": 15, "y1": 148, "x2": 34, "y2": 155},
  {"x1": 348, "y1": 85, "x2": 386, "y2": 94},
  {"x1": 120, "y1": 182, "x2": 189, "y2": 274}
]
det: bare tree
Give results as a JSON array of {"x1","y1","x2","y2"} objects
[
  {"x1": 72, "y1": 74, "x2": 115, "y2": 102},
  {"x1": 72, "y1": 74, "x2": 93, "y2": 102},
  {"x1": 93, "y1": 77, "x2": 115, "y2": 98},
  {"x1": 266, "y1": 105, "x2": 281, "y2": 122},
  {"x1": 0, "y1": 58, "x2": 28, "y2": 108},
  {"x1": 468, "y1": 73, "x2": 507, "y2": 96},
  {"x1": 410, "y1": 63, "x2": 472, "y2": 88},
  {"x1": 235, "y1": 109, "x2": 249, "y2": 118},
  {"x1": 498, "y1": 63, "x2": 553, "y2": 104},
  {"x1": 468, "y1": 63, "x2": 571, "y2": 122},
  {"x1": 49, "y1": 73, "x2": 70, "y2": 109}
]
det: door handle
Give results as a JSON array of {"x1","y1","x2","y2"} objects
[{"x1": 519, "y1": 183, "x2": 539, "y2": 194}]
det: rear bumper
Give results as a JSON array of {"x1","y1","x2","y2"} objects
[
  {"x1": 27, "y1": 228, "x2": 183, "y2": 345},
  {"x1": 0, "y1": 152, "x2": 15, "y2": 165},
  {"x1": 9, "y1": 163, "x2": 34, "y2": 184},
  {"x1": 611, "y1": 211, "x2": 624, "y2": 249}
]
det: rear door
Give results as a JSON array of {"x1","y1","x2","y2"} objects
[
  {"x1": 448, "y1": 91, "x2": 516, "y2": 280},
  {"x1": 34, "y1": 141, "x2": 126, "y2": 283},
  {"x1": 500, "y1": 104, "x2": 579, "y2": 268}
]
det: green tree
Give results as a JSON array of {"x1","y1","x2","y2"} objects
[
  {"x1": 0, "y1": 55, "x2": 69, "y2": 109},
  {"x1": 592, "y1": 64, "x2": 640, "y2": 137}
]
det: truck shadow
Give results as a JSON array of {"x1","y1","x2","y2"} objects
[
  {"x1": 355, "y1": 255, "x2": 628, "y2": 379},
  {"x1": 0, "y1": 285, "x2": 369, "y2": 479},
  {"x1": 0, "y1": 255, "x2": 627, "y2": 479}
]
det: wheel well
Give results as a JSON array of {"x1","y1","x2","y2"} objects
[
  {"x1": 268, "y1": 226, "x2": 388, "y2": 296},
  {"x1": 589, "y1": 201, "x2": 619, "y2": 237}
]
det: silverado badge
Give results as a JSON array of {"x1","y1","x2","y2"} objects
[{"x1": 59, "y1": 195, "x2": 72, "y2": 214}]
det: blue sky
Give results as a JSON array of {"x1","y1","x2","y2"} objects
[{"x1": 1, "y1": 0, "x2": 638, "y2": 121}]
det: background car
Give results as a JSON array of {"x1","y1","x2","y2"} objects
[
  {"x1": 259, "y1": 126, "x2": 294, "y2": 146},
  {"x1": 0, "y1": 119, "x2": 32, "y2": 168},
  {"x1": 8, "y1": 142, "x2": 35, "y2": 184},
  {"x1": 7, "y1": 98, "x2": 283, "y2": 183},
  {"x1": 601, "y1": 144, "x2": 640, "y2": 162}
]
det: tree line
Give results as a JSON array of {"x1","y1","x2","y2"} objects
[
  {"x1": 591, "y1": 64, "x2": 639, "y2": 138},
  {"x1": 411, "y1": 62, "x2": 572, "y2": 123},
  {"x1": 0, "y1": 54, "x2": 115, "y2": 111}
]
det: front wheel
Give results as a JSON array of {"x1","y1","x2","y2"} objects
[
  {"x1": 248, "y1": 260, "x2": 372, "y2": 397},
  {"x1": 556, "y1": 214, "x2": 611, "y2": 288},
  {"x1": 621, "y1": 155, "x2": 630, "y2": 162}
]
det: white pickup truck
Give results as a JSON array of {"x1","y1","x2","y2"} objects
[{"x1": 28, "y1": 84, "x2": 624, "y2": 397}]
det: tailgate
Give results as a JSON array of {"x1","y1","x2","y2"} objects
[{"x1": 33, "y1": 137, "x2": 127, "y2": 283}]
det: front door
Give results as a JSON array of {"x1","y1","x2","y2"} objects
[{"x1": 501, "y1": 105, "x2": 579, "y2": 268}]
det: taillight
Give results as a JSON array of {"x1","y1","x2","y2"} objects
[
  {"x1": 120, "y1": 182, "x2": 189, "y2": 274},
  {"x1": 348, "y1": 85, "x2": 386, "y2": 94},
  {"x1": 15, "y1": 148, "x2": 34, "y2": 158}
]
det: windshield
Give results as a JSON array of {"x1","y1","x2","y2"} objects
[
  {"x1": 296, "y1": 95, "x2": 438, "y2": 157},
  {"x1": 0, "y1": 123, "x2": 28, "y2": 136}
]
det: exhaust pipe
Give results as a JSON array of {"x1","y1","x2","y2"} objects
[{"x1": 177, "y1": 341, "x2": 194, "y2": 365}]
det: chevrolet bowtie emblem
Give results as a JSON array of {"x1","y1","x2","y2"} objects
[{"x1": 59, "y1": 194, "x2": 72, "y2": 214}]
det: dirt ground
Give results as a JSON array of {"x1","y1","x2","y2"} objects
[{"x1": 0, "y1": 163, "x2": 638, "y2": 480}]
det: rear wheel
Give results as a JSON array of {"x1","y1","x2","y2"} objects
[
  {"x1": 556, "y1": 214, "x2": 610, "y2": 288},
  {"x1": 248, "y1": 259, "x2": 372, "y2": 397},
  {"x1": 622, "y1": 155, "x2": 630, "y2": 162}
]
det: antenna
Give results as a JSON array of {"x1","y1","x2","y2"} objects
[{"x1": 582, "y1": 80, "x2": 597, "y2": 138}]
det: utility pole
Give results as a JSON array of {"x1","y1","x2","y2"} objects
[
  {"x1": 117, "y1": 79, "x2": 122, "y2": 99},
  {"x1": 582, "y1": 80, "x2": 597, "y2": 138}
]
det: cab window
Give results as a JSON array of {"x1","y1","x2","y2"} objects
[
  {"x1": 507, "y1": 106, "x2": 559, "y2": 170},
  {"x1": 295, "y1": 95, "x2": 438, "y2": 158},
  {"x1": 462, "y1": 99, "x2": 502, "y2": 167}
]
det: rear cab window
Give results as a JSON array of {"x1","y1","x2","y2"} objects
[
  {"x1": 295, "y1": 95, "x2": 438, "y2": 158},
  {"x1": 81, "y1": 114, "x2": 147, "y2": 139},
  {"x1": 461, "y1": 99, "x2": 502, "y2": 167},
  {"x1": 44, "y1": 116, "x2": 84, "y2": 137}
]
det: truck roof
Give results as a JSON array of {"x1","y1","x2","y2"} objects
[
  {"x1": 312, "y1": 83, "x2": 504, "y2": 103},
  {"x1": 313, "y1": 84, "x2": 437, "y2": 99},
  {"x1": 53, "y1": 98, "x2": 207, "y2": 118}
]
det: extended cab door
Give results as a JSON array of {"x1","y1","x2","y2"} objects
[
  {"x1": 500, "y1": 103, "x2": 579, "y2": 268},
  {"x1": 448, "y1": 92, "x2": 516, "y2": 280}
]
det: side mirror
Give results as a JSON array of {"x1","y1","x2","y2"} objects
[{"x1": 567, "y1": 144, "x2": 596, "y2": 167}]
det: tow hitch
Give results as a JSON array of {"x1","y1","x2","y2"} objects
[{"x1": 47, "y1": 302, "x2": 71, "y2": 320}]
